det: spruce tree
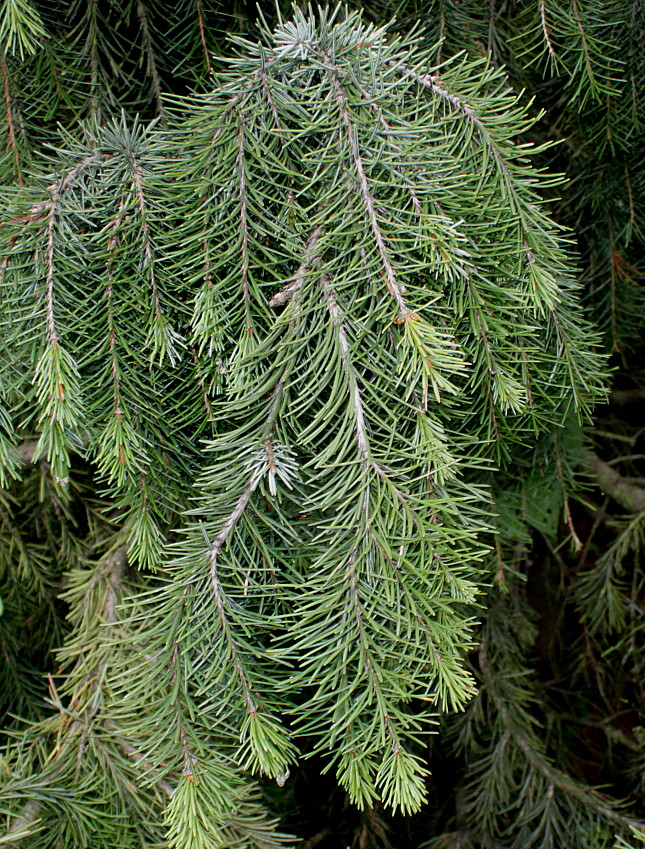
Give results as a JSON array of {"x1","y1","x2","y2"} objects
[{"x1": 0, "y1": 2, "x2": 643, "y2": 848}]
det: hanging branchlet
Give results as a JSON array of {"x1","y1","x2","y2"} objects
[
  {"x1": 1, "y1": 3, "x2": 637, "y2": 846},
  {"x1": 447, "y1": 593, "x2": 644, "y2": 849},
  {"x1": 129, "y1": 5, "x2": 605, "y2": 814}
]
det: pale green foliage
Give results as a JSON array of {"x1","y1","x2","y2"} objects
[
  {"x1": 396, "y1": 0, "x2": 645, "y2": 353},
  {"x1": 0, "y1": 2, "x2": 641, "y2": 848},
  {"x1": 0, "y1": 0, "x2": 45, "y2": 59}
]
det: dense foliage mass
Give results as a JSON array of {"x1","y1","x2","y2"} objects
[{"x1": 0, "y1": 2, "x2": 643, "y2": 848}]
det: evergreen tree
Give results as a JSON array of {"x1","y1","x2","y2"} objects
[{"x1": 0, "y1": 2, "x2": 643, "y2": 848}]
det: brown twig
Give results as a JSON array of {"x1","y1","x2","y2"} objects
[
  {"x1": 587, "y1": 453, "x2": 645, "y2": 513},
  {"x1": 0, "y1": 52, "x2": 24, "y2": 185}
]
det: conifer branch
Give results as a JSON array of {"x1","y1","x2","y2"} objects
[
  {"x1": 44, "y1": 187, "x2": 59, "y2": 348},
  {"x1": 318, "y1": 266, "x2": 421, "y2": 519},
  {"x1": 539, "y1": 0, "x2": 557, "y2": 57},
  {"x1": 136, "y1": 0, "x2": 164, "y2": 120},
  {"x1": 167, "y1": 641, "x2": 200, "y2": 782},
  {"x1": 319, "y1": 272, "x2": 370, "y2": 460},
  {"x1": 478, "y1": 640, "x2": 643, "y2": 832},
  {"x1": 104, "y1": 198, "x2": 128, "y2": 428},
  {"x1": 326, "y1": 59, "x2": 410, "y2": 319},
  {"x1": 209, "y1": 562, "x2": 259, "y2": 715},
  {"x1": 259, "y1": 68, "x2": 283, "y2": 140},
  {"x1": 2, "y1": 800, "x2": 42, "y2": 847},
  {"x1": 53, "y1": 152, "x2": 109, "y2": 195},
  {"x1": 570, "y1": 0, "x2": 594, "y2": 84},
  {"x1": 587, "y1": 453, "x2": 645, "y2": 513},
  {"x1": 0, "y1": 544, "x2": 131, "y2": 845},
  {"x1": 206, "y1": 363, "x2": 290, "y2": 580},
  {"x1": 316, "y1": 270, "x2": 423, "y2": 765},
  {"x1": 393, "y1": 62, "x2": 538, "y2": 266},
  {"x1": 14, "y1": 153, "x2": 109, "y2": 222},
  {"x1": 349, "y1": 71, "x2": 426, "y2": 221},
  {"x1": 235, "y1": 114, "x2": 252, "y2": 330},
  {"x1": 132, "y1": 162, "x2": 164, "y2": 328},
  {"x1": 0, "y1": 6, "x2": 635, "y2": 842},
  {"x1": 27, "y1": 155, "x2": 110, "y2": 477},
  {"x1": 87, "y1": 0, "x2": 100, "y2": 119},
  {"x1": 194, "y1": 0, "x2": 210, "y2": 73},
  {"x1": 0, "y1": 52, "x2": 22, "y2": 185},
  {"x1": 190, "y1": 346, "x2": 213, "y2": 419},
  {"x1": 268, "y1": 226, "x2": 323, "y2": 308}
]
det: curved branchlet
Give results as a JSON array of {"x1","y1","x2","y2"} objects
[
  {"x1": 111, "y1": 6, "x2": 605, "y2": 816},
  {"x1": 0, "y1": 5, "x2": 632, "y2": 846},
  {"x1": 445, "y1": 592, "x2": 644, "y2": 849}
]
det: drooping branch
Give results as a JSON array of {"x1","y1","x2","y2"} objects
[
  {"x1": 0, "y1": 52, "x2": 23, "y2": 185},
  {"x1": 200, "y1": 231, "x2": 317, "y2": 722},
  {"x1": 319, "y1": 272, "x2": 370, "y2": 462},
  {"x1": 540, "y1": 0, "x2": 557, "y2": 58},
  {"x1": 392, "y1": 62, "x2": 539, "y2": 271},
  {"x1": 208, "y1": 558, "x2": 259, "y2": 715},
  {"x1": 103, "y1": 197, "x2": 130, "y2": 430},
  {"x1": 318, "y1": 270, "x2": 402, "y2": 756},
  {"x1": 325, "y1": 60, "x2": 410, "y2": 319},
  {"x1": 478, "y1": 640, "x2": 644, "y2": 832},
  {"x1": 131, "y1": 162, "x2": 164, "y2": 328},
  {"x1": 570, "y1": 0, "x2": 595, "y2": 85},
  {"x1": 0, "y1": 544, "x2": 132, "y2": 846},
  {"x1": 206, "y1": 365, "x2": 290, "y2": 582},
  {"x1": 136, "y1": 0, "x2": 164, "y2": 120},
  {"x1": 235, "y1": 114, "x2": 253, "y2": 330},
  {"x1": 44, "y1": 186, "x2": 60, "y2": 349},
  {"x1": 194, "y1": 0, "x2": 211, "y2": 73}
]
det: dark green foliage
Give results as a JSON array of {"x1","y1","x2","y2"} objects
[{"x1": 0, "y1": 2, "x2": 643, "y2": 848}]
